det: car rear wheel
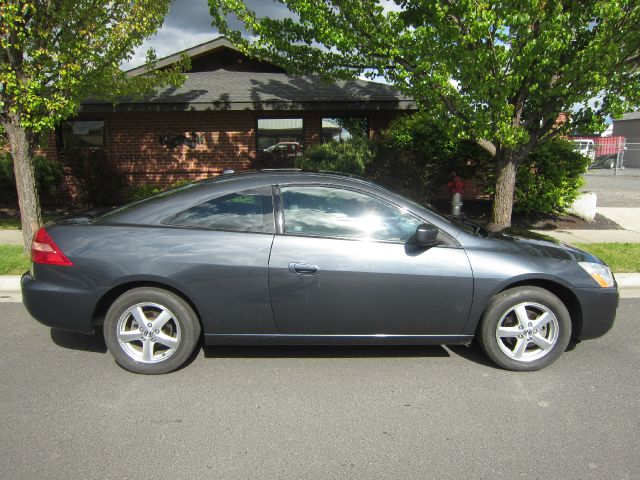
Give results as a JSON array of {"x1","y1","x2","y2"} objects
[
  {"x1": 104, "y1": 287, "x2": 201, "y2": 374},
  {"x1": 478, "y1": 286, "x2": 571, "y2": 371}
]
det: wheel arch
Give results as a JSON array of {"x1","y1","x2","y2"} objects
[
  {"x1": 91, "y1": 280, "x2": 202, "y2": 329},
  {"x1": 494, "y1": 279, "x2": 583, "y2": 340}
]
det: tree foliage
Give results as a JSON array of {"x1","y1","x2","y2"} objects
[
  {"x1": 1, "y1": 1, "x2": 186, "y2": 135},
  {"x1": 209, "y1": 0, "x2": 640, "y2": 228},
  {"x1": 1, "y1": 0, "x2": 187, "y2": 250}
]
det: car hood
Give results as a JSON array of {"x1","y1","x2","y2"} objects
[{"x1": 486, "y1": 227, "x2": 603, "y2": 264}]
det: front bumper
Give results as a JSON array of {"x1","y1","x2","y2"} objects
[
  {"x1": 573, "y1": 286, "x2": 619, "y2": 340},
  {"x1": 21, "y1": 272, "x2": 101, "y2": 334}
]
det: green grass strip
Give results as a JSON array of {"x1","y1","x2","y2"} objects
[
  {"x1": 0, "y1": 245, "x2": 30, "y2": 275},
  {"x1": 574, "y1": 243, "x2": 640, "y2": 273}
]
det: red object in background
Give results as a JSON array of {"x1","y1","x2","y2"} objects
[
  {"x1": 571, "y1": 136, "x2": 625, "y2": 157},
  {"x1": 447, "y1": 176, "x2": 466, "y2": 194}
]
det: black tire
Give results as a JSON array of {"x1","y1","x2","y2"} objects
[
  {"x1": 103, "y1": 287, "x2": 201, "y2": 374},
  {"x1": 606, "y1": 158, "x2": 615, "y2": 169},
  {"x1": 477, "y1": 286, "x2": 571, "y2": 371}
]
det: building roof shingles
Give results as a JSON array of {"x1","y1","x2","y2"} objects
[{"x1": 82, "y1": 70, "x2": 415, "y2": 112}]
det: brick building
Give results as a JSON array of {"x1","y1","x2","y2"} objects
[{"x1": 52, "y1": 37, "x2": 416, "y2": 204}]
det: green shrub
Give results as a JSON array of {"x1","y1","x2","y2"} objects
[
  {"x1": 296, "y1": 138, "x2": 376, "y2": 175},
  {"x1": 512, "y1": 139, "x2": 591, "y2": 215},
  {"x1": 0, "y1": 152, "x2": 64, "y2": 201},
  {"x1": 127, "y1": 184, "x2": 164, "y2": 202},
  {"x1": 127, "y1": 179, "x2": 192, "y2": 202},
  {"x1": 373, "y1": 112, "x2": 491, "y2": 199},
  {"x1": 377, "y1": 113, "x2": 588, "y2": 216}
]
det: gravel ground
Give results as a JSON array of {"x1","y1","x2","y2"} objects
[{"x1": 583, "y1": 168, "x2": 640, "y2": 207}]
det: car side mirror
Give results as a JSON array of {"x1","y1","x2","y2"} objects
[{"x1": 415, "y1": 223, "x2": 439, "y2": 247}]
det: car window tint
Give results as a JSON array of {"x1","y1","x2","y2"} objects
[
  {"x1": 280, "y1": 186, "x2": 422, "y2": 242},
  {"x1": 164, "y1": 187, "x2": 275, "y2": 233}
]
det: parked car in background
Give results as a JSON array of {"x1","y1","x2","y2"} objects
[
  {"x1": 259, "y1": 141, "x2": 302, "y2": 168},
  {"x1": 572, "y1": 139, "x2": 596, "y2": 161},
  {"x1": 22, "y1": 170, "x2": 618, "y2": 374}
]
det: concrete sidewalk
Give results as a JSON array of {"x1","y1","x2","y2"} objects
[
  {"x1": 532, "y1": 206, "x2": 640, "y2": 244},
  {"x1": 0, "y1": 230, "x2": 22, "y2": 245},
  {"x1": 1, "y1": 273, "x2": 639, "y2": 292},
  {"x1": 597, "y1": 207, "x2": 640, "y2": 233},
  {"x1": 530, "y1": 229, "x2": 640, "y2": 244}
]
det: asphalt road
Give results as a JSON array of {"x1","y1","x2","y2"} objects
[
  {"x1": 584, "y1": 168, "x2": 640, "y2": 207},
  {"x1": 1, "y1": 301, "x2": 639, "y2": 480}
]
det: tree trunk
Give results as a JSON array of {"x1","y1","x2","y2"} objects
[
  {"x1": 2, "y1": 114, "x2": 43, "y2": 253},
  {"x1": 488, "y1": 148, "x2": 519, "y2": 231}
]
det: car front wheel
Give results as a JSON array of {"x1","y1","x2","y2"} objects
[
  {"x1": 104, "y1": 287, "x2": 201, "y2": 374},
  {"x1": 478, "y1": 286, "x2": 572, "y2": 371}
]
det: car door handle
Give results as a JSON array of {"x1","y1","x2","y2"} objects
[{"x1": 288, "y1": 262, "x2": 321, "y2": 275}]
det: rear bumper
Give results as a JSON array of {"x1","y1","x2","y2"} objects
[
  {"x1": 574, "y1": 286, "x2": 619, "y2": 340},
  {"x1": 21, "y1": 272, "x2": 100, "y2": 334}
]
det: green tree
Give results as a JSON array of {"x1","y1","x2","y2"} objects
[
  {"x1": 209, "y1": 0, "x2": 640, "y2": 230},
  {"x1": 1, "y1": 1, "x2": 187, "y2": 250}
]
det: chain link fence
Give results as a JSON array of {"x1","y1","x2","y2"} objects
[{"x1": 571, "y1": 136, "x2": 640, "y2": 175}]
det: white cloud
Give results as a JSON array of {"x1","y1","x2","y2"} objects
[
  {"x1": 121, "y1": 26, "x2": 220, "y2": 70},
  {"x1": 380, "y1": 0, "x2": 403, "y2": 12}
]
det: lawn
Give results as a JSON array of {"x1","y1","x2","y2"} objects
[
  {"x1": 574, "y1": 243, "x2": 640, "y2": 273},
  {"x1": 0, "y1": 245, "x2": 30, "y2": 275}
]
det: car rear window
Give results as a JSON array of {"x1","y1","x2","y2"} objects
[{"x1": 163, "y1": 186, "x2": 275, "y2": 233}]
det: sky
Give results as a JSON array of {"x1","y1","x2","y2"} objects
[
  {"x1": 122, "y1": 0, "x2": 295, "y2": 70},
  {"x1": 121, "y1": 0, "x2": 401, "y2": 70}
]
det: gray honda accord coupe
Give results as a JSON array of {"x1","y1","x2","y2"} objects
[{"x1": 22, "y1": 170, "x2": 618, "y2": 374}]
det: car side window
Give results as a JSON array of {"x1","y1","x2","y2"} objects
[
  {"x1": 280, "y1": 185, "x2": 422, "y2": 242},
  {"x1": 163, "y1": 187, "x2": 275, "y2": 233}
]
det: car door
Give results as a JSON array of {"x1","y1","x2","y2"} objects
[
  {"x1": 268, "y1": 184, "x2": 474, "y2": 335},
  {"x1": 159, "y1": 185, "x2": 277, "y2": 335}
]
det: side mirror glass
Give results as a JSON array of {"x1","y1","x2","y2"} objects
[{"x1": 415, "y1": 223, "x2": 439, "y2": 247}]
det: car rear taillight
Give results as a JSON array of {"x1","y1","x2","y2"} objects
[{"x1": 31, "y1": 227, "x2": 73, "y2": 266}]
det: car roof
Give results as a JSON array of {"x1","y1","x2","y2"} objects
[{"x1": 213, "y1": 169, "x2": 378, "y2": 189}]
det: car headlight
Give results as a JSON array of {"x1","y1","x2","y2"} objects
[{"x1": 579, "y1": 262, "x2": 615, "y2": 288}]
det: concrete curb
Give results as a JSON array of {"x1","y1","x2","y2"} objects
[
  {"x1": 614, "y1": 273, "x2": 640, "y2": 288},
  {"x1": 0, "y1": 276, "x2": 22, "y2": 292},
  {"x1": 1, "y1": 273, "x2": 639, "y2": 293}
]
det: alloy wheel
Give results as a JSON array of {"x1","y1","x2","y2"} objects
[
  {"x1": 495, "y1": 302, "x2": 559, "y2": 362},
  {"x1": 116, "y1": 302, "x2": 181, "y2": 364}
]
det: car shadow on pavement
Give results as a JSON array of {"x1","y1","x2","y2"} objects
[
  {"x1": 50, "y1": 328, "x2": 107, "y2": 353},
  {"x1": 47, "y1": 330, "x2": 497, "y2": 369},
  {"x1": 445, "y1": 343, "x2": 499, "y2": 369},
  {"x1": 202, "y1": 344, "x2": 451, "y2": 359}
]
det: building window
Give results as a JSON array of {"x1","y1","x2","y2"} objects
[
  {"x1": 62, "y1": 120, "x2": 105, "y2": 152},
  {"x1": 257, "y1": 118, "x2": 303, "y2": 168},
  {"x1": 321, "y1": 117, "x2": 368, "y2": 143}
]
